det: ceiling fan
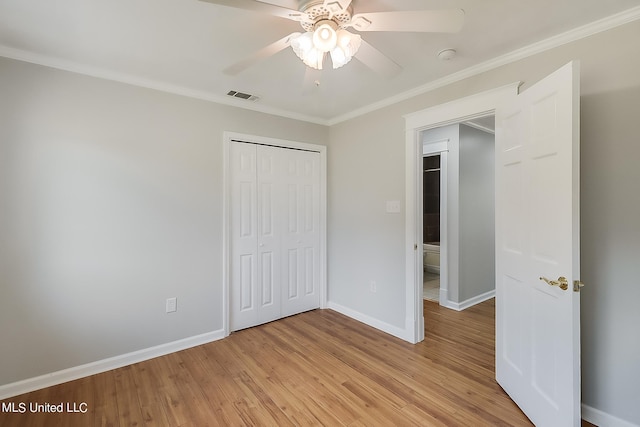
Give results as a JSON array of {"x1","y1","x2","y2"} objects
[{"x1": 200, "y1": 0, "x2": 464, "y2": 77}]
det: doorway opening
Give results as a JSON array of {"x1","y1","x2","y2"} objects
[
  {"x1": 422, "y1": 154, "x2": 441, "y2": 303},
  {"x1": 403, "y1": 82, "x2": 519, "y2": 344},
  {"x1": 420, "y1": 120, "x2": 496, "y2": 310}
]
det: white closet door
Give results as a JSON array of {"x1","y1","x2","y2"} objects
[
  {"x1": 230, "y1": 142, "x2": 321, "y2": 331},
  {"x1": 229, "y1": 141, "x2": 259, "y2": 331},
  {"x1": 281, "y1": 148, "x2": 321, "y2": 316},
  {"x1": 255, "y1": 145, "x2": 283, "y2": 325}
]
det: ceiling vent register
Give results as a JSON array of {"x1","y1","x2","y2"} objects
[{"x1": 226, "y1": 90, "x2": 260, "y2": 101}]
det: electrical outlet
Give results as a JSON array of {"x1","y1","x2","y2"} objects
[
  {"x1": 166, "y1": 297, "x2": 177, "y2": 313},
  {"x1": 370, "y1": 281, "x2": 377, "y2": 293}
]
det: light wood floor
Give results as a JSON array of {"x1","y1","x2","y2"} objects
[{"x1": 1, "y1": 299, "x2": 594, "y2": 426}]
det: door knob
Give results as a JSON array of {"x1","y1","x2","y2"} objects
[{"x1": 539, "y1": 276, "x2": 568, "y2": 291}]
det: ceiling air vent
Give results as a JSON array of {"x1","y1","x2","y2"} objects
[{"x1": 227, "y1": 90, "x2": 259, "y2": 102}]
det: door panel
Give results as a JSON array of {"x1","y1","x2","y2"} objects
[
  {"x1": 503, "y1": 275, "x2": 524, "y2": 373},
  {"x1": 239, "y1": 254, "x2": 254, "y2": 311},
  {"x1": 256, "y1": 145, "x2": 282, "y2": 324},
  {"x1": 281, "y1": 149, "x2": 320, "y2": 316},
  {"x1": 531, "y1": 287, "x2": 561, "y2": 406},
  {"x1": 260, "y1": 252, "x2": 274, "y2": 305},
  {"x1": 304, "y1": 247, "x2": 314, "y2": 294},
  {"x1": 287, "y1": 248, "x2": 298, "y2": 299},
  {"x1": 230, "y1": 142, "x2": 258, "y2": 330},
  {"x1": 495, "y1": 61, "x2": 581, "y2": 426}
]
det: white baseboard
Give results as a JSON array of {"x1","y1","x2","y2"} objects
[
  {"x1": 439, "y1": 288, "x2": 448, "y2": 306},
  {"x1": 327, "y1": 301, "x2": 412, "y2": 342},
  {"x1": 582, "y1": 404, "x2": 639, "y2": 427},
  {"x1": 0, "y1": 329, "x2": 225, "y2": 400},
  {"x1": 440, "y1": 289, "x2": 495, "y2": 311}
]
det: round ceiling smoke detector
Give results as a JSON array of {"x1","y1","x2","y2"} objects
[{"x1": 437, "y1": 49, "x2": 457, "y2": 61}]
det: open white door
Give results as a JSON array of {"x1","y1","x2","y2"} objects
[{"x1": 495, "y1": 61, "x2": 581, "y2": 426}]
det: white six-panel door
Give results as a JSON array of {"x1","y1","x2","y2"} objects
[
  {"x1": 495, "y1": 61, "x2": 581, "y2": 426},
  {"x1": 230, "y1": 141, "x2": 320, "y2": 331}
]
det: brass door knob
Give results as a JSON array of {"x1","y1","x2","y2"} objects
[{"x1": 539, "y1": 276, "x2": 569, "y2": 291}]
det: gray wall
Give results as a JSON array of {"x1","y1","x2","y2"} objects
[
  {"x1": 0, "y1": 57, "x2": 328, "y2": 385},
  {"x1": 328, "y1": 20, "x2": 640, "y2": 425},
  {"x1": 459, "y1": 124, "x2": 495, "y2": 302},
  {"x1": 326, "y1": 108, "x2": 407, "y2": 326},
  {"x1": 581, "y1": 86, "x2": 640, "y2": 424}
]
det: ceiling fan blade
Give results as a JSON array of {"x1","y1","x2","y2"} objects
[
  {"x1": 350, "y1": 9, "x2": 464, "y2": 33},
  {"x1": 354, "y1": 39, "x2": 401, "y2": 78},
  {"x1": 260, "y1": 0, "x2": 299, "y2": 9},
  {"x1": 223, "y1": 32, "x2": 301, "y2": 75},
  {"x1": 199, "y1": 0, "x2": 309, "y2": 23},
  {"x1": 323, "y1": 0, "x2": 353, "y2": 15}
]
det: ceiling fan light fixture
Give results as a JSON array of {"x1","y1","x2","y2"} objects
[
  {"x1": 305, "y1": 49, "x2": 325, "y2": 70},
  {"x1": 330, "y1": 47, "x2": 347, "y2": 68},
  {"x1": 291, "y1": 32, "x2": 324, "y2": 70},
  {"x1": 330, "y1": 30, "x2": 361, "y2": 69},
  {"x1": 291, "y1": 32, "x2": 313, "y2": 52},
  {"x1": 312, "y1": 20, "x2": 338, "y2": 52}
]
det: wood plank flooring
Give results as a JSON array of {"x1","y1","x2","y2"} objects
[{"x1": 0, "y1": 300, "x2": 593, "y2": 426}]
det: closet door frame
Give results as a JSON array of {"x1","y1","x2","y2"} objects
[{"x1": 222, "y1": 132, "x2": 327, "y2": 337}]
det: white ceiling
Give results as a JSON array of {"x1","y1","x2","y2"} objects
[{"x1": 1, "y1": 0, "x2": 639, "y2": 124}]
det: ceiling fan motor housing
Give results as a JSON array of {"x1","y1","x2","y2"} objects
[{"x1": 299, "y1": 0, "x2": 353, "y2": 32}]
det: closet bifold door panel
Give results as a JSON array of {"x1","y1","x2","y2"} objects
[
  {"x1": 229, "y1": 141, "x2": 320, "y2": 332},
  {"x1": 280, "y1": 147, "x2": 321, "y2": 317},
  {"x1": 229, "y1": 141, "x2": 261, "y2": 331}
]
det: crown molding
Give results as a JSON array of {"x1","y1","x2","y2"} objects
[
  {"x1": 326, "y1": 5, "x2": 640, "y2": 125},
  {"x1": 0, "y1": 45, "x2": 330, "y2": 126},
  {"x1": 1, "y1": 5, "x2": 639, "y2": 128}
]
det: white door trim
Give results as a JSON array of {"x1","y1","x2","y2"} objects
[
  {"x1": 404, "y1": 82, "x2": 521, "y2": 344},
  {"x1": 222, "y1": 132, "x2": 327, "y2": 337}
]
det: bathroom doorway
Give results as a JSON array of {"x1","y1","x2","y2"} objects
[
  {"x1": 421, "y1": 119, "x2": 496, "y2": 309},
  {"x1": 423, "y1": 154, "x2": 441, "y2": 302}
]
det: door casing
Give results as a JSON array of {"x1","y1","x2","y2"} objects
[{"x1": 404, "y1": 82, "x2": 521, "y2": 343}]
